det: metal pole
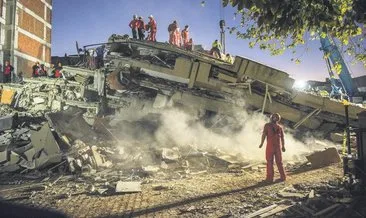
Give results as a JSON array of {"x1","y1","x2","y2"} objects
[
  {"x1": 219, "y1": 20, "x2": 225, "y2": 54},
  {"x1": 345, "y1": 104, "x2": 351, "y2": 154},
  {"x1": 261, "y1": 84, "x2": 268, "y2": 113}
]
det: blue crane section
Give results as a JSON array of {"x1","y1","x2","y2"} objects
[{"x1": 320, "y1": 35, "x2": 357, "y2": 100}]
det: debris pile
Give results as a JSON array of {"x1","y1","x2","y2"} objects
[
  {"x1": 0, "y1": 113, "x2": 62, "y2": 173},
  {"x1": 246, "y1": 180, "x2": 366, "y2": 217},
  {"x1": 1, "y1": 78, "x2": 91, "y2": 115}
]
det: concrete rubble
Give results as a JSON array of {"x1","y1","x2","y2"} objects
[
  {"x1": 306, "y1": 147, "x2": 342, "y2": 168},
  {"x1": 245, "y1": 180, "x2": 366, "y2": 217},
  {"x1": 0, "y1": 34, "x2": 364, "y2": 216}
]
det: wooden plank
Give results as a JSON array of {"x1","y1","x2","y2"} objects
[
  {"x1": 259, "y1": 205, "x2": 292, "y2": 217},
  {"x1": 314, "y1": 204, "x2": 341, "y2": 217},
  {"x1": 245, "y1": 204, "x2": 278, "y2": 218}
]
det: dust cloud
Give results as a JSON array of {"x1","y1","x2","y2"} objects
[{"x1": 111, "y1": 102, "x2": 337, "y2": 163}]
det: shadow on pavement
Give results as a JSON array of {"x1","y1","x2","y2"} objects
[{"x1": 104, "y1": 180, "x2": 281, "y2": 218}]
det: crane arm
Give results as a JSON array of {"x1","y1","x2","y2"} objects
[{"x1": 320, "y1": 35, "x2": 357, "y2": 99}]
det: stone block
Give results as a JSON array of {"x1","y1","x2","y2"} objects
[
  {"x1": 306, "y1": 147, "x2": 341, "y2": 168},
  {"x1": 115, "y1": 181, "x2": 141, "y2": 193},
  {"x1": 0, "y1": 115, "x2": 14, "y2": 131},
  {"x1": 330, "y1": 132, "x2": 343, "y2": 143}
]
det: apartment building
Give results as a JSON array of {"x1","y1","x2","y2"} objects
[{"x1": 0, "y1": 0, "x2": 52, "y2": 79}]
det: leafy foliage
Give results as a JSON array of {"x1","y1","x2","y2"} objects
[{"x1": 222, "y1": 0, "x2": 366, "y2": 66}]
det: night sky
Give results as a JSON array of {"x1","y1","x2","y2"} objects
[{"x1": 51, "y1": 0, "x2": 365, "y2": 81}]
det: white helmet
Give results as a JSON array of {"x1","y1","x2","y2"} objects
[
  {"x1": 133, "y1": 14, "x2": 137, "y2": 19},
  {"x1": 148, "y1": 15, "x2": 153, "y2": 19}
]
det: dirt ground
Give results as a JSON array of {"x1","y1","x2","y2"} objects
[{"x1": 0, "y1": 163, "x2": 343, "y2": 218}]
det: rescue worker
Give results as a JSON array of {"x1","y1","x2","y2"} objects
[
  {"x1": 129, "y1": 15, "x2": 139, "y2": 39},
  {"x1": 95, "y1": 45, "x2": 105, "y2": 69},
  {"x1": 259, "y1": 113, "x2": 286, "y2": 182},
  {"x1": 3, "y1": 61, "x2": 14, "y2": 83},
  {"x1": 211, "y1": 39, "x2": 222, "y2": 59},
  {"x1": 40, "y1": 64, "x2": 47, "y2": 76},
  {"x1": 181, "y1": 25, "x2": 189, "y2": 49},
  {"x1": 185, "y1": 38, "x2": 193, "y2": 51},
  {"x1": 147, "y1": 15, "x2": 157, "y2": 42},
  {"x1": 52, "y1": 62, "x2": 63, "y2": 78},
  {"x1": 168, "y1": 20, "x2": 178, "y2": 45},
  {"x1": 32, "y1": 62, "x2": 42, "y2": 77},
  {"x1": 137, "y1": 16, "x2": 145, "y2": 40},
  {"x1": 175, "y1": 27, "x2": 181, "y2": 47},
  {"x1": 225, "y1": 53, "x2": 234, "y2": 64}
]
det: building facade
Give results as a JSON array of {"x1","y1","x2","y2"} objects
[{"x1": 0, "y1": 0, "x2": 52, "y2": 79}]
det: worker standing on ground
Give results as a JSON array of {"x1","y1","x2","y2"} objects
[
  {"x1": 51, "y1": 62, "x2": 63, "y2": 78},
  {"x1": 32, "y1": 62, "x2": 42, "y2": 77},
  {"x1": 137, "y1": 16, "x2": 145, "y2": 40},
  {"x1": 168, "y1": 20, "x2": 178, "y2": 45},
  {"x1": 259, "y1": 113, "x2": 286, "y2": 183},
  {"x1": 147, "y1": 15, "x2": 157, "y2": 42},
  {"x1": 211, "y1": 39, "x2": 222, "y2": 59},
  {"x1": 3, "y1": 61, "x2": 14, "y2": 83},
  {"x1": 181, "y1": 25, "x2": 189, "y2": 49},
  {"x1": 129, "y1": 15, "x2": 139, "y2": 39}
]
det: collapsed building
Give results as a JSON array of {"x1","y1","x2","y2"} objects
[
  {"x1": 1, "y1": 35, "x2": 366, "y2": 218},
  {"x1": 0, "y1": 34, "x2": 365, "y2": 173},
  {"x1": 58, "y1": 34, "x2": 365, "y2": 131}
]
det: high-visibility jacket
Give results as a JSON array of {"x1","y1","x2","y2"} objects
[
  {"x1": 212, "y1": 41, "x2": 222, "y2": 50},
  {"x1": 225, "y1": 55, "x2": 234, "y2": 64}
]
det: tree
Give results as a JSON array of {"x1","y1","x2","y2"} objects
[{"x1": 222, "y1": 0, "x2": 366, "y2": 66}]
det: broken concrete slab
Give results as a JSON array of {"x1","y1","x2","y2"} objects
[
  {"x1": 12, "y1": 143, "x2": 33, "y2": 154},
  {"x1": 0, "y1": 115, "x2": 15, "y2": 131},
  {"x1": 0, "y1": 134, "x2": 12, "y2": 147},
  {"x1": 0, "y1": 164, "x2": 20, "y2": 173},
  {"x1": 153, "y1": 94, "x2": 169, "y2": 109},
  {"x1": 143, "y1": 165, "x2": 160, "y2": 173},
  {"x1": 33, "y1": 97, "x2": 46, "y2": 105},
  {"x1": 34, "y1": 150, "x2": 49, "y2": 168},
  {"x1": 18, "y1": 158, "x2": 36, "y2": 170},
  {"x1": 306, "y1": 147, "x2": 341, "y2": 168},
  {"x1": 162, "y1": 148, "x2": 180, "y2": 162},
  {"x1": 30, "y1": 124, "x2": 61, "y2": 162},
  {"x1": 24, "y1": 148, "x2": 36, "y2": 161},
  {"x1": 0, "y1": 150, "x2": 7, "y2": 163},
  {"x1": 29, "y1": 124, "x2": 42, "y2": 131},
  {"x1": 115, "y1": 181, "x2": 142, "y2": 193},
  {"x1": 9, "y1": 151, "x2": 20, "y2": 165},
  {"x1": 46, "y1": 107, "x2": 99, "y2": 143},
  {"x1": 90, "y1": 146, "x2": 104, "y2": 168},
  {"x1": 330, "y1": 132, "x2": 343, "y2": 143}
]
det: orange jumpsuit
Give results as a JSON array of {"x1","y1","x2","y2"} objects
[
  {"x1": 148, "y1": 19, "x2": 157, "y2": 41},
  {"x1": 181, "y1": 29, "x2": 189, "y2": 48},
  {"x1": 263, "y1": 122, "x2": 286, "y2": 181},
  {"x1": 175, "y1": 28, "x2": 181, "y2": 47},
  {"x1": 168, "y1": 23, "x2": 177, "y2": 45}
]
